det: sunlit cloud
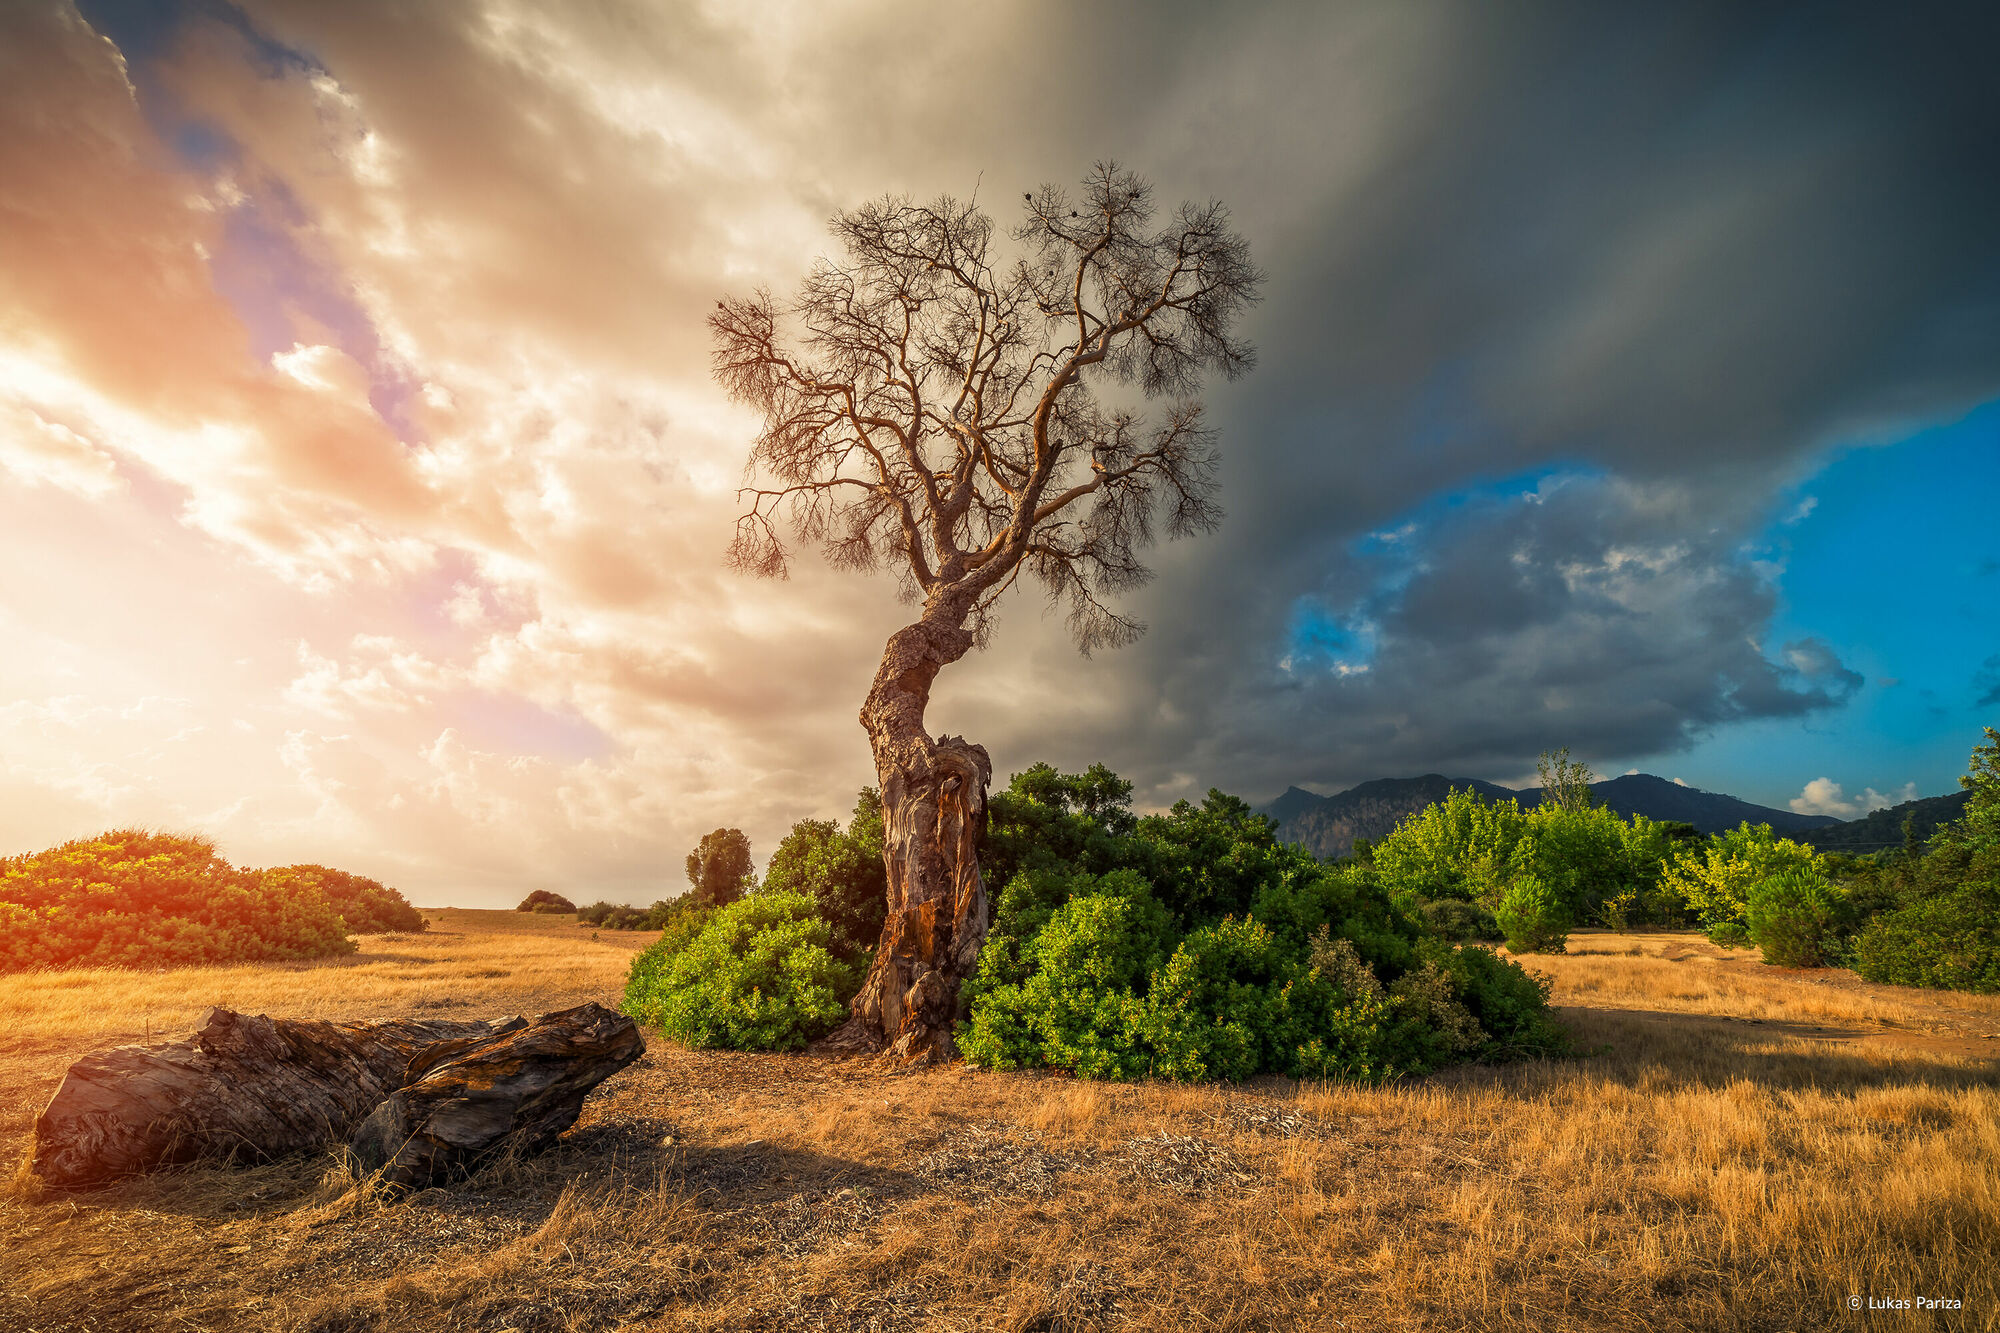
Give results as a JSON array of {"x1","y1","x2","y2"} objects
[{"x1": 3, "y1": 0, "x2": 1996, "y2": 903}]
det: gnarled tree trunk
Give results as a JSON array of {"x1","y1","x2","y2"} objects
[
  {"x1": 31, "y1": 1009, "x2": 529, "y2": 1189},
  {"x1": 824, "y1": 615, "x2": 991, "y2": 1063}
]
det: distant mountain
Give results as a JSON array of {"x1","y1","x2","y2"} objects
[
  {"x1": 1578, "y1": 774, "x2": 1838, "y2": 837},
  {"x1": 1263, "y1": 772, "x2": 1839, "y2": 861},
  {"x1": 1266, "y1": 774, "x2": 1520, "y2": 862},
  {"x1": 1795, "y1": 789, "x2": 1972, "y2": 854},
  {"x1": 1265, "y1": 786, "x2": 1334, "y2": 828}
]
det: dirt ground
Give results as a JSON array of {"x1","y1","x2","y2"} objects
[{"x1": 2, "y1": 913, "x2": 1996, "y2": 1332}]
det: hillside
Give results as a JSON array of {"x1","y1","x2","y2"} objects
[
  {"x1": 1266, "y1": 772, "x2": 1838, "y2": 861},
  {"x1": 1796, "y1": 789, "x2": 1973, "y2": 853},
  {"x1": 1579, "y1": 774, "x2": 1837, "y2": 837},
  {"x1": 1268, "y1": 774, "x2": 1523, "y2": 861}
]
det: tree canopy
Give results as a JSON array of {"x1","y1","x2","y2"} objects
[
  {"x1": 685, "y1": 827, "x2": 754, "y2": 908},
  {"x1": 710, "y1": 162, "x2": 1260, "y2": 652}
]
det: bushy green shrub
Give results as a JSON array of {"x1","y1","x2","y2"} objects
[
  {"x1": 622, "y1": 892, "x2": 859, "y2": 1050},
  {"x1": 1419, "y1": 897, "x2": 1502, "y2": 941},
  {"x1": 1661, "y1": 823, "x2": 1826, "y2": 941},
  {"x1": 1818, "y1": 729, "x2": 2000, "y2": 994},
  {"x1": 1423, "y1": 937, "x2": 1566, "y2": 1058},
  {"x1": 1496, "y1": 874, "x2": 1571, "y2": 954},
  {"x1": 262, "y1": 864, "x2": 426, "y2": 934},
  {"x1": 960, "y1": 874, "x2": 1172, "y2": 1079},
  {"x1": 0, "y1": 830, "x2": 355, "y2": 971},
  {"x1": 958, "y1": 768, "x2": 1569, "y2": 1083},
  {"x1": 579, "y1": 898, "x2": 694, "y2": 930},
  {"x1": 1850, "y1": 884, "x2": 2000, "y2": 993},
  {"x1": 517, "y1": 890, "x2": 576, "y2": 914},
  {"x1": 1510, "y1": 805, "x2": 1630, "y2": 923},
  {"x1": 1369, "y1": 785, "x2": 1693, "y2": 929},
  {"x1": 1745, "y1": 868, "x2": 1850, "y2": 968}
]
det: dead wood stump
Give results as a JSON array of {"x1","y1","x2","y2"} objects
[
  {"x1": 31, "y1": 1009, "x2": 527, "y2": 1190},
  {"x1": 347, "y1": 1002, "x2": 643, "y2": 1190}
]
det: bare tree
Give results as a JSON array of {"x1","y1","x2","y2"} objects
[{"x1": 709, "y1": 163, "x2": 1259, "y2": 1060}]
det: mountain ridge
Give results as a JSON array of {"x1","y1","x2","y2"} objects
[
  {"x1": 1264, "y1": 772, "x2": 1840, "y2": 861},
  {"x1": 1795, "y1": 789, "x2": 1972, "y2": 853}
]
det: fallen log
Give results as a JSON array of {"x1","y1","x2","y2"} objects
[
  {"x1": 31, "y1": 1008, "x2": 526, "y2": 1190},
  {"x1": 348, "y1": 1002, "x2": 644, "y2": 1191}
]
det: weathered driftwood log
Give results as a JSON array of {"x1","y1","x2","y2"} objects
[
  {"x1": 348, "y1": 1002, "x2": 643, "y2": 1190},
  {"x1": 32, "y1": 1008, "x2": 527, "y2": 1190}
]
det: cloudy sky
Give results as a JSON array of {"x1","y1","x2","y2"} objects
[{"x1": 3, "y1": 0, "x2": 1996, "y2": 904}]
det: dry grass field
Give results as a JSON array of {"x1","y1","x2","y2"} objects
[{"x1": 3, "y1": 912, "x2": 1997, "y2": 1333}]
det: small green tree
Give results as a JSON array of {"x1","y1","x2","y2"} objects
[
  {"x1": 1941, "y1": 725, "x2": 2000, "y2": 859},
  {"x1": 1371, "y1": 786, "x2": 1529, "y2": 904},
  {"x1": 1745, "y1": 869, "x2": 1851, "y2": 968},
  {"x1": 516, "y1": 889, "x2": 576, "y2": 913},
  {"x1": 1662, "y1": 823, "x2": 1827, "y2": 940},
  {"x1": 762, "y1": 789, "x2": 887, "y2": 961},
  {"x1": 685, "y1": 828, "x2": 753, "y2": 908},
  {"x1": 1496, "y1": 874, "x2": 1572, "y2": 953},
  {"x1": 1536, "y1": 746, "x2": 1597, "y2": 813}
]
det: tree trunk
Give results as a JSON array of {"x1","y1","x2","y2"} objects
[
  {"x1": 31, "y1": 1008, "x2": 527, "y2": 1190},
  {"x1": 823, "y1": 615, "x2": 991, "y2": 1063},
  {"x1": 348, "y1": 1002, "x2": 644, "y2": 1191}
]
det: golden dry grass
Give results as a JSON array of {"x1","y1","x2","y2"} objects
[
  {"x1": 2, "y1": 916, "x2": 1996, "y2": 1332},
  {"x1": 1524, "y1": 930, "x2": 2000, "y2": 1042},
  {"x1": 0, "y1": 908, "x2": 656, "y2": 1050}
]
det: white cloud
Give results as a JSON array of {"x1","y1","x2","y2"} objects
[
  {"x1": 0, "y1": 400, "x2": 123, "y2": 498},
  {"x1": 1789, "y1": 777, "x2": 1920, "y2": 819}
]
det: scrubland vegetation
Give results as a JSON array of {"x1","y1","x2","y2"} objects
[
  {"x1": 619, "y1": 731, "x2": 2000, "y2": 1084},
  {"x1": 4, "y1": 910, "x2": 1996, "y2": 1332},
  {"x1": 5, "y1": 736, "x2": 1996, "y2": 1326},
  {"x1": 0, "y1": 829, "x2": 423, "y2": 971}
]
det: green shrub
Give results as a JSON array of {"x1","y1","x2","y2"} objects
[
  {"x1": 262, "y1": 864, "x2": 425, "y2": 934},
  {"x1": 1372, "y1": 787, "x2": 1527, "y2": 903},
  {"x1": 1745, "y1": 868, "x2": 1850, "y2": 968},
  {"x1": 0, "y1": 830, "x2": 354, "y2": 972},
  {"x1": 579, "y1": 898, "x2": 688, "y2": 930},
  {"x1": 1496, "y1": 874, "x2": 1571, "y2": 953},
  {"x1": 1511, "y1": 804, "x2": 1631, "y2": 923},
  {"x1": 1424, "y1": 939, "x2": 1567, "y2": 1059},
  {"x1": 1661, "y1": 823, "x2": 1826, "y2": 940},
  {"x1": 622, "y1": 892, "x2": 859, "y2": 1050},
  {"x1": 1850, "y1": 883, "x2": 2000, "y2": 993},
  {"x1": 1134, "y1": 915, "x2": 1290, "y2": 1082},
  {"x1": 517, "y1": 890, "x2": 576, "y2": 914},
  {"x1": 761, "y1": 790, "x2": 887, "y2": 962},
  {"x1": 960, "y1": 878, "x2": 1171, "y2": 1079},
  {"x1": 1368, "y1": 784, "x2": 1693, "y2": 929},
  {"x1": 1708, "y1": 922, "x2": 1751, "y2": 949},
  {"x1": 1419, "y1": 897, "x2": 1502, "y2": 942},
  {"x1": 956, "y1": 773, "x2": 1570, "y2": 1084}
]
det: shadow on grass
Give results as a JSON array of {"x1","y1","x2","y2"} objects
[
  {"x1": 22, "y1": 1114, "x2": 920, "y2": 1234},
  {"x1": 1423, "y1": 1004, "x2": 2000, "y2": 1100}
]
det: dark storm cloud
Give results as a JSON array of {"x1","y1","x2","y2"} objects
[
  {"x1": 927, "y1": 0, "x2": 2000, "y2": 800},
  {"x1": 17, "y1": 0, "x2": 1995, "y2": 886},
  {"x1": 197, "y1": 0, "x2": 1997, "y2": 808}
]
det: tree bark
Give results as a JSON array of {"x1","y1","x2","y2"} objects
[
  {"x1": 31, "y1": 1008, "x2": 527, "y2": 1190},
  {"x1": 823, "y1": 615, "x2": 991, "y2": 1063},
  {"x1": 348, "y1": 1002, "x2": 644, "y2": 1191}
]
